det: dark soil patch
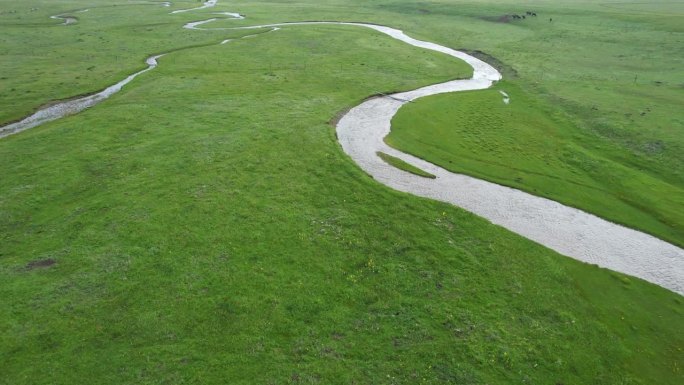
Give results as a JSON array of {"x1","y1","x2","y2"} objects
[
  {"x1": 457, "y1": 49, "x2": 518, "y2": 78},
  {"x1": 328, "y1": 105, "x2": 352, "y2": 127},
  {"x1": 26, "y1": 258, "x2": 56, "y2": 270},
  {"x1": 482, "y1": 15, "x2": 512, "y2": 23}
]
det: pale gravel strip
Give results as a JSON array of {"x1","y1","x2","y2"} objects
[
  {"x1": 182, "y1": 14, "x2": 253, "y2": 30},
  {"x1": 213, "y1": 12, "x2": 244, "y2": 20},
  {"x1": 0, "y1": 55, "x2": 163, "y2": 138},
  {"x1": 326, "y1": 25, "x2": 684, "y2": 296},
  {"x1": 3, "y1": 5, "x2": 682, "y2": 294},
  {"x1": 50, "y1": 14, "x2": 77, "y2": 25},
  {"x1": 50, "y1": 8, "x2": 90, "y2": 25},
  {"x1": 1, "y1": 4, "x2": 243, "y2": 138},
  {"x1": 339, "y1": 95, "x2": 684, "y2": 296}
]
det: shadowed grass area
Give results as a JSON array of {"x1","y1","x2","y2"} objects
[
  {"x1": 0, "y1": 0, "x2": 682, "y2": 384},
  {"x1": 377, "y1": 151, "x2": 436, "y2": 179}
]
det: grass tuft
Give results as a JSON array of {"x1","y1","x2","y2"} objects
[{"x1": 376, "y1": 151, "x2": 436, "y2": 179}]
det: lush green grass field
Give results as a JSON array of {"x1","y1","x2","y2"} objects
[
  {"x1": 384, "y1": 1, "x2": 683, "y2": 246},
  {"x1": 388, "y1": 81, "x2": 683, "y2": 246},
  {"x1": 1, "y1": 1, "x2": 682, "y2": 384}
]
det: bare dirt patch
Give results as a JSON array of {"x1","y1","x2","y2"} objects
[
  {"x1": 482, "y1": 15, "x2": 511, "y2": 23},
  {"x1": 26, "y1": 258, "x2": 56, "y2": 270},
  {"x1": 457, "y1": 49, "x2": 517, "y2": 78}
]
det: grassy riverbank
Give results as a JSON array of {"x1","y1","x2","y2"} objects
[
  {"x1": 1, "y1": 1, "x2": 682, "y2": 384},
  {"x1": 388, "y1": 81, "x2": 683, "y2": 246},
  {"x1": 377, "y1": 0, "x2": 684, "y2": 246}
]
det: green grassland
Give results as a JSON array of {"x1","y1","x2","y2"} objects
[
  {"x1": 1, "y1": 0, "x2": 682, "y2": 384},
  {"x1": 384, "y1": 1, "x2": 683, "y2": 246},
  {"x1": 388, "y1": 81, "x2": 683, "y2": 246}
]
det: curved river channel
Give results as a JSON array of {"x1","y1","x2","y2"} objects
[{"x1": 1, "y1": 1, "x2": 682, "y2": 295}]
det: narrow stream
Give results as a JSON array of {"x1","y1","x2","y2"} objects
[{"x1": 0, "y1": 55, "x2": 162, "y2": 138}]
